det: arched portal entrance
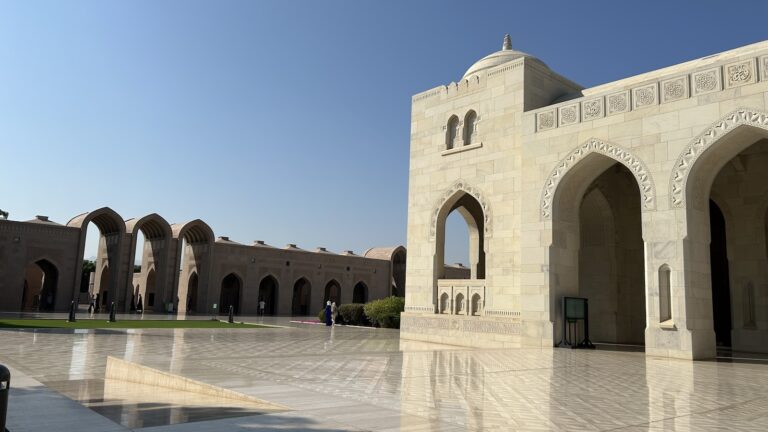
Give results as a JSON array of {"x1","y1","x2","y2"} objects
[
  {"x1": 681, "y1": 122, "x2": 768, "y2": 353},
  {"x1": 258, "y1": 275, "x2": 278, "y2": 315},
  {"x1": 145, "y1": 268, "x2": 157, "y2": 312},
  {"x1": 172, "y1": 220, "x2": 214, "y2": 314},
  {"x1": 21, "y1": 259, "x2": 58, "y2": 312},
  {"x1": 353, "y1": 282, "x2": 368, "y2": 303},
  {"x1": 549, "y1": 153, "x2": 646, "y2": 346},
  {"x1": 219, "y1": 273, "x2": 241, "y2": 315},
  {"x1": 292, "y1": 277, "x2": 311, "y2": 316},
  {"x1": 324, "y1": 279, "x2": 341, "y2": 306},
  {"x1": 434, "y1": 189, "x2": 486, "y2": 281},
  {"x1": 186, "y1": 272, "x2": 198, "y2": 313},
  {"x1": 126, "y1": 214, "x2": 172, "y2": 314}
]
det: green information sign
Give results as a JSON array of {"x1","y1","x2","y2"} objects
[{"x1": 564, "y1": 297, "x2": 587, "y2": 320}]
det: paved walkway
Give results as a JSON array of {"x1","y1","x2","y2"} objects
[{"x1": 2, "y1": 317, "x2": 768, "y2": 431}]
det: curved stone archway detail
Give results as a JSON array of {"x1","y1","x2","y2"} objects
[
  {"x1": 669, "y1": 108, "x2": 768, "y2": 208},
  {"x1": 541, "y1": 138, "x2": 656, "y2": 220},
  {"x1": 429, "y1": 180, "x2": 492, "y2": 240}
]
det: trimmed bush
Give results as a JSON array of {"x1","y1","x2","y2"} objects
[
  {"x1": 317, "y1": 308, "x2": 326, "y2": 322},
  {"x1": 364, "y1": 296, "x2": 405, "y2": 329},
  {"x1": 338, "y1": 303, "x2": 367, "y2": 326}
]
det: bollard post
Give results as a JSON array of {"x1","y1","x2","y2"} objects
[
  {"x1": 228, "y1": 305, "x2": 234, "y2": 324},
  {"x1": 108, "y1": 302, "x2": 116, "y2": 323},
  {"x1": 0, "y1": 364, "x2": 10, "y2": 432},
  {"x1": 67, "y1": 300, "x2": 77, "y2": 322}
]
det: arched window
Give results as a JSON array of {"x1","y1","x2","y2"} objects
[
  {"x1": 471, "y1": 293, "x2": 481, "y2": 316},
  {"x1": 446, "y1": 115, "x2": 459, "y2": 150},
  {"x1": 659, "y1": 264, "x2": 671, "y2": 322},
  {"x1": 440, "y1": 293, "x2": 449, "y2": 314},
  {"x1": 455, "y1": 293, "x2": 465, "y2": 315},
  {"x1": 463, "y1": 111, "x2": 477, "y2": 146}
]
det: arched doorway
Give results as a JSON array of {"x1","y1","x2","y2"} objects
[
  {"x1": 434, "y1": 190, "x2": 486, "y2": 281},
  {"x1": 219, "y1": 273, "x2": 241, "y2": 315},
  {"x1": 126, "y1": 214, "x2": 172, "y2": 314},
  {"x1": 172, "y1": 220, "x2": 214, "y2": 314},
  {"x1": 186, "y1": 272, "x2": 198, "y2": 313},
  {"x1": 21, "y1": 259, "x2": 58, "y2": 312},
  {"x1": 549, "y1": 153, "x2": 645, "y2": 346},
  {"x1": 99, "y1": 265, "x2": 111, "y2": 310},
  {"x1": 353, "y1": 282, "x2": 368, "y2": 303},
  {"x1": 145, "y1": 268, "x2": 157, "y2": 312},
  {"x1": 292, "y1": 277, "x2": 311, "y2": 316},
  {"x1": 258, "y1": 275, "x2": 278, "y2": 315},
  {"x1": 324, "y1": 279, "x2": 341, "y2": 306},
  {"x1": 709, "y1": 200, "x2": 732, "y2": 347},
  {"x1": 392, "y1": 248, "x2": 406, "y2": 296}
]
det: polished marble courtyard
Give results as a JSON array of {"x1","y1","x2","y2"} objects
[{"x1": 2, "y1": 316, "x2": 768, "y2": 431}]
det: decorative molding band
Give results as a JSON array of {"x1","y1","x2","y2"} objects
[
  {"x1": 487, "y1": 61, "x2": 524, "y2": 77},
  {"x1": 534, "y1": 53, "x2": 767, "y2": 133},
  {"x1": 405, "y1": 306, "x2": 434, "y2": 313},
  {"x1": 670, "y1": 108, "x2": 768, "y2": 208},
  {"x1": 484, "y1": 310, "x2": 521, "y2": 317},
  {"x1": 401, "y1": 315, "x2": 522, "y2": 336},
  {"x1": 429, "y1": 179, "x2": 492, "y2": 240},
  {"x1": 541, "y1": 138, "x2": 656, "y2": 220}
]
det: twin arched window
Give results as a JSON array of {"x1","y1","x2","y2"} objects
[{"x1": 445, "y1": 110, "x2": 478, "y2": 150}]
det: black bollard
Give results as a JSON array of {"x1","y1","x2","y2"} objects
[
  {"x1": 67, "y1": 300, "x2": 77, "y2": 322},
  {"x1": 0, "y1": 364, "x2": 10, "y2": 432},
  {"x1": 228, "y1": 305, "x2": 234, "y2": 324},
  {"x1": 108, "y1": 302, "x2": 116, "y2": 323}
]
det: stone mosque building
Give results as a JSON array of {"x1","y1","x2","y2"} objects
[
  {"x1": 401, "y1": 35, "x2": 768, "y2": 359},
  {"x1": 0, "y1": 208, "x2": 412, "y2": 316}
]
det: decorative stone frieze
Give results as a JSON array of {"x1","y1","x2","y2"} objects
[
  {"x1": 581, "y1": 97, "x2": 604, "y2": 121},
  {"x1": 558, "y1": 103, "x2": 580, "y2": 126},
  {"x1": 606, "y1": 90, "x2": 630, "y2": 116},
  {"x1": 400, "y1": 315, "x2": 522, "y2": 336},
  {"x1": 429, "y1": 180, "x2": 492, "y2": 239},
  {"x1": 537, "y1": 109, "x2": 556, "y2": 131},
  {"x1": 661, "y1": 76, "x2": 689, "y2": 103},
  {"x1": 724, "y1": 58, "x2": 757, "y2": 89},
  {"x1": 632, "y1": 83, "x2": 658, "y2": 109},
  {"x1": 691, "y1": 67, "x2": 722, "y2": 96},
  {"x1": 761, "y1": 55, "x2": 768, "y2": 82},
  {"x1": 541, "y1": 138, "x2": 656, "y2": 219}
]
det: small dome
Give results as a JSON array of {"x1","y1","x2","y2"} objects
[{"x1": 462, "y1": 34, "x2": 539, "y2": 79}]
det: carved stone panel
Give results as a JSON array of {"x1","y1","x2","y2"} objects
[
  {"x1": 660, "y1": 76, "x2": 689, "y2": 103},
  {"x1": 724, "y1": 58, "x2": 757, "y2": 89},
  {"x1": 761, "y1": 55, "x2": 768, "y2": 82},
  {"x1": 691, "y1": 67, "x2": 722, "y2": 96},
  {"x1": 581, "y1": 97, "x2": 604, "y2": 121},
  {"x1": 558, "y1": 103, "x2": 580, "y2": 127},
  {"x1": 537, "y1": 109, "x2": 556, "y2": 131},
  {"x1": 632, "y1": 83, "x2": 658, "y2": 109},
  {"x1": 606, "y1": 90, "x2": 630, "y2": 116}
]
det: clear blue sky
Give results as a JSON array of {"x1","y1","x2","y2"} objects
[{"x1": 2, "y1": 0, "x2": 767, "y2": 264}]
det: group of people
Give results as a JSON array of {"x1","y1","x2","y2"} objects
[{"x1": 324, "y1": 300, "x2": 338, "y2": 326}]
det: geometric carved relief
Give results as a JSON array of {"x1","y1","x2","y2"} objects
[
  {"x1": 541, "y1": 138, "x2": 656, "y2": 220},
  {"x1": 606, "y1": 90, "x2": 630, "y2": 116},
  {"x1": 400, "y1": 315, "x2": 522, "y2": 336},
  {"x1": 724, "y1": 58, "x2": 757, "y2": 89},
  {"x1": 632, "y1": 83, "x2": 658, "y2": 109},
  {"x1": 691, "y1": 67, "x2": 722, "y2": 96},
  {"x1": 761, "y1": 55, "x2": 768, "y2": 82},
  {"x1": 581, "y1": 97, "x2": 604, "y2": 121},
  {"x1": 558, "y1": 103, "x2": 580, "y2": 126},
  {"x1": 661, "y1": 76, "x2": 689, "y2": 103},
  {"x1": 429, "y1": 179, "x2": 492, "y2": 239},
  {"x1": 669, "y1": 108, "x2": 768, "y2": 208},
  {"x1": 537, "y1": 109, "x2": 556, "y2": 131}
]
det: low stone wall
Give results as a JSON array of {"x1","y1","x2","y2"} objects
[{"x1": 400, "y1": 313, "x2": 522, "y2": 348}]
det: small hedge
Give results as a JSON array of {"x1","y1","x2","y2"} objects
[
  {"x1": 339, "y1": 303, "x2": 367, "y2": 326},
  {"x1": 363, "y1": 296, "x2": 405, "y2": 329}
]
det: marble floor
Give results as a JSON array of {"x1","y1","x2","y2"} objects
[{"x1": 2, "y1": 317, "x2": 768, "y2": 431}]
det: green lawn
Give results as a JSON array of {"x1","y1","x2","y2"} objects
[{"x1": 0, "y1": 319, "x2": 270, "y2": 330}]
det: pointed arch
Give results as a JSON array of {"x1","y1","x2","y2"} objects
[
  {"x1": 292, "y1": 277, "x2": 312, "y2": 316},
  {"x1": 171, "y1": 219, "x2": 215, "y2": 244},
  {"x1": 541, "y1": 138, "x2": 656, "y2": 220},
  {"x1": 669, "y1": 108, "x2": 768, "y2": 208},
  {"x1": 258, "y1": 274, "x2": 279, "y2": 315},
  {"x1": 430, "y1": 180, "x2": 491, "y2": 240},
  {"x1": 220, "y1": 272, "x2": 242, "y2": 315}
]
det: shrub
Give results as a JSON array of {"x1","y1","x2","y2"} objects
[
  {"x1": 317, "y1": 308, "x2": 326, "y2": 322},
  {"x1": 364, "y1": 296, "x2": 405, "y2": 329},
  {"x1": 338, "y1": 303, "x2": 367, "y2": 326}
]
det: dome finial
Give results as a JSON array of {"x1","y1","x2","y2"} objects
[{"x1": 502, "y1": 34, "x2": 512, "y2": 50}]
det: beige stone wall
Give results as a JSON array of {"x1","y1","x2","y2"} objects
[{"x1": 403, "y1": 40, "x2": 768, "y2": 359}]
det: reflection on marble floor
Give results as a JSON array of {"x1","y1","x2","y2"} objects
[{"x1": 2, "y1": 317, "x2": 768, "y2": 431}]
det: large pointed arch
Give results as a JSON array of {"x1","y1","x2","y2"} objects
[
  {"x1": 541, "y1": 138, "x2": 655, "y2": 220},
  {"x1": 669, "y1": 108, "x2": 768, "y2": 208},
  {"x1": 126, "y1": 213, "x2": 173, "y2": 312},
  {"x1": 429, "y1": 180, "x2": 491, "y2": 240}
]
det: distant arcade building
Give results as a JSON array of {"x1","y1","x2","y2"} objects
[
  {"x1": 401, "y1": 35, "x2": 768, "y2": 359},
  {"x1": 0, "y1": 208, "x2": 411, "y2": 316}
]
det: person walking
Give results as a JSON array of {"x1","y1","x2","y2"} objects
[
  {"x1": 331, "y1": 301, "x2": 338, "y2": 325},
  {"x1": 258, "y1": 298, "x2": 266, "y2": 317},
  {"x1": 324, "y1": 301, "x2": 332, "y2": 326},
  {"x1": 136, "y1": 293, "x2": 143, "y2": 314}
]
